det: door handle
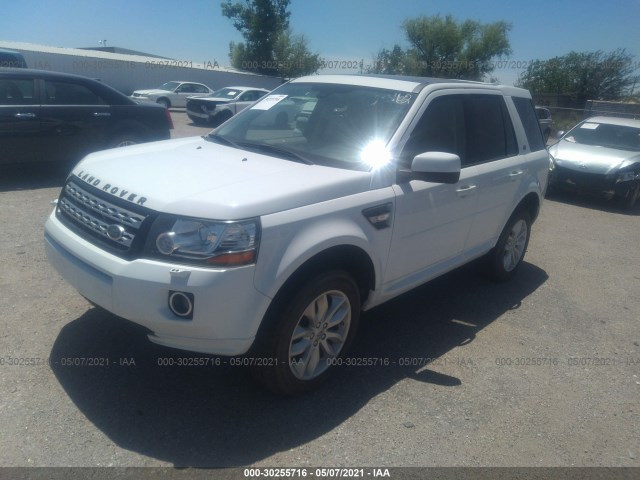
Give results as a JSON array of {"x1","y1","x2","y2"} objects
[
  {"x1": 456, "y1": 185, "x2": 477, "y2": 196},
  {"x1": 14, "y1": 112, "x2": 36, "y2": 119},
  {"x1": 508, "y1": 170, "x2": 524, "y2": 179},
  {"x1": 93, "y1": 112, "x2": 111, "y2": 117}
]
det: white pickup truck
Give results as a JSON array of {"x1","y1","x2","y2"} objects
[{"x1": 45, "y1": 75, "x2": 549, "y2": 394}]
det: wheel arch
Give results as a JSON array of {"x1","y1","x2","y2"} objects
[
  {"x1": 516, "y1": 191, "x2": 541, "y2": 223},
  {"x1": 250, "y1": 244, "x2": 376, "y2": 353},
  {"x1": 156, "y1": 96, "x2": 171, "y2": 107}
]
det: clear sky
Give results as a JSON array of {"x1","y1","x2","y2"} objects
[{"x1": 2, "y1": 0, "x2": 639, "y2": 85}]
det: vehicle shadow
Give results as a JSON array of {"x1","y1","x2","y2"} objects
[
  {"x1": 50, "y1": 261, "x2": 548, "y2": 467},
  {"x1": 545, "y1": 189, "x2": 640, "y2": 216},
  {"x1": 0, "y1": 164, "x2": 71, "y2": 192}
]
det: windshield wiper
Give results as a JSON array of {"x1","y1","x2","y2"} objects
[
  {"x1": 204, "y1": 134, "x2": 241, "y2": 149},
  {"x1": 237, "y1": 142, "x2": 314, "y2": 165}
]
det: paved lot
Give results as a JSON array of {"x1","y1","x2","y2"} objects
[{"x1": 0, "y1": 111, "x2": 638, "y2": 467}]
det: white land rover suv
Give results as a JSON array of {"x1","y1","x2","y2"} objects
[{"x1": 45, "y1": 75, "x2": 549, "y2": 394}]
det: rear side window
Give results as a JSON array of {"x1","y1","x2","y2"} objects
[
  {"x1": 513, "y1": 97, "x2": 546, "y2": 152},
  {"x1": 44, "y1": 80, "x2": 106, "y2": 105},
  {"x1": 464, "y1": 95, "x2": 518, "y2": 165}
]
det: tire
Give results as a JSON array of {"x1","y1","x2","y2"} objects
[
  {"x1": 253, "y1": 270, "x2": 360, "y2": 395},
  {"x1": 213, "y1": 110, "x2": 233, "y2": 126},
  {"x1": 616, "y1": 183, "x2": 639, "y2": 210},
  {"x1": 484, "y1": 210, "x2": 531, "y2": 281},
  {"x1": 188, "y1": 115, "x2": 206, "y2": 125},
  {"x1": 157, "y1": 98, "x2": 170, "y2": 109},
  {"x1": 107, "y1": 133, "x2": 139, "y2": 148}
]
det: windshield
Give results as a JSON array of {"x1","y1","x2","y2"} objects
[
  {"x1": 565, "y1": 121, "x2": 640, "y2": 152},
  {"x1": 209, "y1": 82, "x2": 416, "y2": 170},
  {"x1": 158, "y1": 81, "x2": 180, "y2": 91},
  {"x1": 210, "y1": 88, "x2": 242, "y2": 99}
]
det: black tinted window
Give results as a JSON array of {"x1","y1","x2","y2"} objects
[
  {"x1": 0, "y1": 78, "x2": 36, "y2": 105},
  {"x1": 401, "y1": 95, "x2": 465, "y2": 167},
  {"x1": 465, "y1": 95, "x2": 518, "y2": 165},
  {"x1": 44, "y1": 81, "x2": 106, "y2": 105},
  {"x1": 401, "y1": 94, "x2": 517, "y2": 168},
  {"x1": 513, "y1": 97, "x2": 545, "y2": 152}
]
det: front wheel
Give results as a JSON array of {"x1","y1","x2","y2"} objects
[
  {"x1": 254, "y1": 271, "x2": 360, "y2": 395},
  {"x1": 616, "y1": 183, "x2": 639, "y2": 210},
  {"x1": 156, "y1": 98, "x2": 170, "y2": 109},
  {"x1": 484, "y1": 210, "x2": 531, "y2": 281}
]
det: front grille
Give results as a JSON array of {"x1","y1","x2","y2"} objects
[
  {"x1": 554, "y1": 166, "x2": 613, "y2": 191},
  {"x1": 57, "y1": 179, "x2": 153, "y2": 256}
]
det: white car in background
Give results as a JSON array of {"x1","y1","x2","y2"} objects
[
  {"x1": 130, "y1": 81, "x2": 213, "y2": 108},
  {"x1": 186, "y1": 86, "x2": 270, "y2": 125}
]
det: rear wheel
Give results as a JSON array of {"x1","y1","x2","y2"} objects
[
  {"x1": 253, "y1": 270, "x2": 360, "y2": 395},
  {"x1": 484, "y1": 210, "x2": 531, "y2": 281},
  {"x1": 107, "y1": 133, "x2": 140, "y2": 148}
]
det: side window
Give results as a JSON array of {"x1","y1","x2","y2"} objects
[
  {"x1": 193, "y1": 85, "x2": 208, "y2": 94},
  {"x1": 513, "y1": 97, "x2": 546, "y2": 152},
  {"x1": 0, "y1": 78, "x2": 36, "y2": 105},
  {"x1": 464, "y1": 95, "x2": 518, "y2": 166},
  {"x1": 400, "y1": 95, "x2": 465, "y2": 168},
  {"x1": 44, "y1": 81, "x2": 106, "y2": 105},
  {"x1": 240, "y1": 91, "x2": 260, "y2": 102}
]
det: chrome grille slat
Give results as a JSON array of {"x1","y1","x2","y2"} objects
[
  {"x1": 63, "y1": 182, "x2": 144, "y2": 226},
  {"x1": 57, "y1": 179, "x2": 149, "y2": 252}
]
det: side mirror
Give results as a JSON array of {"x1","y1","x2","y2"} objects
[
  {"x1": 555, "y1": 130, "x2": 565, "y2": 139},
  {"x1": 398, "y1": 152, "x2": 461, "y2": 184}
]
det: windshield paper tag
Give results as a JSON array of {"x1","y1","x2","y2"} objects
[
  {"x1": 251, "y1": 94, "x2": 288, "y2": 110},
  {"x1": 580, "y1": 123, "x2": 599, "y2": 130}
]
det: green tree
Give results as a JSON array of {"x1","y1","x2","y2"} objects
[
  {"x1": 272, "y1": 30, "x2": 322, "y2": 78},
  {"x1": 222, "y1": 0, "x2": 320, "y2": 77},
  {"x1": 516, "y1": 49, "x2": 639, "y2": 103},
  {"x1": 369, "y1": 15, "x2": 511, "y2": 80}
]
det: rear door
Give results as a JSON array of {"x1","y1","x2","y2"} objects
[
  {"x1": 39, "y1": 79, "x2": 112, "y2": 164},
  {"x1": 0, "y1": 76, "x2": 41, "y2": 164},
  {"x1": 457, "y1": 93, "x2": 521, "y2": 258}
]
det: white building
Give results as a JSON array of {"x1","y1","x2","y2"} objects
[{"x1": 0, "y1": 41, "x2": 283, "y2": 95}]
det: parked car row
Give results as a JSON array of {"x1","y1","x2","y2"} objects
[{"x1": 130, "y1": 81, "x2": 213, "y2": 109}]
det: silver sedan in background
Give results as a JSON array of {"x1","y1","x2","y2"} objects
[{"x1": 548, "y1": 116, "x2": 640, "y2": 209}]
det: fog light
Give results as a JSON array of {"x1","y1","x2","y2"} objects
[{"x1": 168, "y1": 291, "x2": 194, "y2": 319}]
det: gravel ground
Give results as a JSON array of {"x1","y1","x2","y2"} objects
[{"x1": 0, "y1": 111, "x2": 638, "y2": 468}]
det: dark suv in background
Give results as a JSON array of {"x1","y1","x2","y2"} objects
[
  {"x1": 0, "y1": 49, "x2": 27, "y2": 69},
  {"x1": 0, "y1": 69, "x2": 173, "y2": 166}
]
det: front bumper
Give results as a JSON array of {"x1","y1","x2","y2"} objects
[
  {"x1": 550, "y1": 165, "x2": 637, "y2": 197},
  {"x1": 186, "y1": 105, "x2": 211, "y2": 119},
  {"x1": 44, "y1": 211, "x2": 271, "y2": 356}
]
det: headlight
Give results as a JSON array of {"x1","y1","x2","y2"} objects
[
  {"x1": 146, "y1": 216, "x2": 260, "y2": 267},
  {"x1": 617, "y1": 171, "x2": 638, "y2": 182},
  {"x1": 548, "y1": 154, "x2": 556, "y2": 171}
]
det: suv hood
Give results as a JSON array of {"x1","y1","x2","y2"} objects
[
  {"x1": 71, "y1": 137, "x2": 372, "y2": 219},
  {"x1": 549, "y1": 140, "x2": 640, "y2": 175}
]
